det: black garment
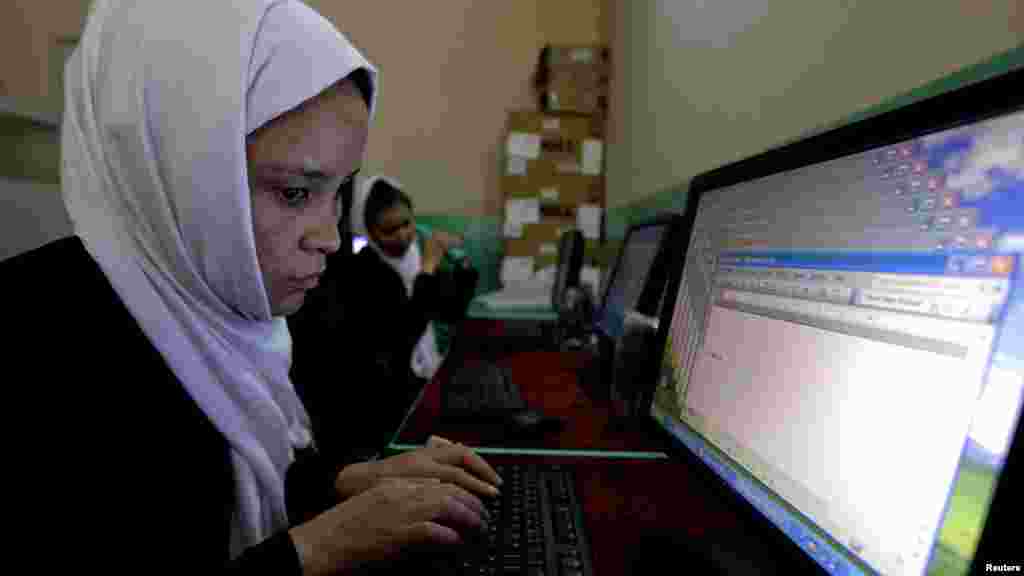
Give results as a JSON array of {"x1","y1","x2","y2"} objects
[
  {"x1": 290, "y1": 245, "x2": 477, "y2": 468},
  {"x1": 4, "y1": 237, "x2": 336, "y2": 574},
  {"x1": 348, "y1": 245, "x2": 479, "y2": 380}
]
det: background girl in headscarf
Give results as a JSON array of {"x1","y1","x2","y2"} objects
[
  {"x1": 354, "y1": 175, "x2": 478, "y2": 376},
  {"x1": 5, "y1": 0, "x2": 498, "y2": 573},
  {"x1": 301, "y1": 175, "x2": 478, "y2": 466}
]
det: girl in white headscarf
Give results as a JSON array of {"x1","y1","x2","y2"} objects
[
  {"x1": 352, "y1": 175, "x2": 477, "y2": 381},
  {"x1": 300, "y1": 176, "x2": 478, "y2": 470},
  {"x1": 5, "y1": 1, "x2": 498, "y2": 573}
]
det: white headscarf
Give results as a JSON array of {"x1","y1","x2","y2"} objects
[
  {"x1": 355, "y1": 175, "x2": 445, "y2": 379},
  {"x1": 61, "y1": 0, "x2": 377, "y2": 557}
]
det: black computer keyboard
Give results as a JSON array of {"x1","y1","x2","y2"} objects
[
  {"x1": 444, "y1": 362, "x2": 528, "y2": 416},
  {"x1": 373, "y1": 463, "x2": 591, "y2": 576},
  {"x1": 472, "y1": 463, "x2": 590, "y2": 576}
]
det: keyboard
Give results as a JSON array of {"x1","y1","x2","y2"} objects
[
  {"x1": 470, "y1": 463, "x2": 591, "y2": 576},
  {"x1": 444, "y1": 362, "x2": 528, "y2": 417},
  {"x1": 372, "y1": 463, "x2": 592, "y2": 576}
]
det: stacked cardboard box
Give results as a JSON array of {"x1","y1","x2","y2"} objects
[
  {"x1": 535, "y1": 45, "x2": 610, "y2": 118},
  {"x1": 498, "y1": 44, "x2": 612, "y2": 297},
  {"x1": 500, "y1": 110, "x2": 606, "y2": 294}
]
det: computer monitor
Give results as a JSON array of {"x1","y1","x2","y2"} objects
[
  {"x1": 597, "y1": 217, "x2": 674, "y2": 339},
  {"x1": 651, "y1": 69, "x2": 1022, "y2": 575}
]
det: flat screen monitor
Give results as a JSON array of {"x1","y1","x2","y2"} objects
[
  {"x1": 652, "y1": 69, "x2": 1023, "y2": 575},
  {"x1": 598, "y1": 219, "x2": 671, "y2": 339}
]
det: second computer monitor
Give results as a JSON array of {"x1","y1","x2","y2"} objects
[{"x1": 598, "y1": 217, "x2": 674, "y2": 339}]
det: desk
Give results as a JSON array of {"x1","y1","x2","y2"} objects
[
  {"x1": 387, "y1": 323, "x2": 810, "y2": 575},
  {"x1": 395, "y1": 349, "x2": 666, "y2": 453}
]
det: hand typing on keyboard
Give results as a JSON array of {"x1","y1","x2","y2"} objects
[
  {"x1": 335, "y1": 435, "x2": 504, "y2": 501},
  {"x1": 354, "y1": 462, "x2": 592, "y2": 575},
  {"x1": 289, "y1": 477, "x2": 489, "y2": 576}
]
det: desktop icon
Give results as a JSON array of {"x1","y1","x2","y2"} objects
[{"x1": 991, "y1": 256, "x2": 1014, "y2": 275}]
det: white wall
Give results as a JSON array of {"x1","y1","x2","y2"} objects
[
  {"x1": 1, "y1": 177, "x2": 72, "y2": 261},
  {"x1": 605, "y1": 0, "x2": 1024, "y2": 208}
]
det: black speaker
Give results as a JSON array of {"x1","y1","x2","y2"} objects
[
  {"x1": 608, "y1": 311, "x2": 661, "y2": 419},
  {"x1": 551, "y1": 229, "x2": 584, "y2": 312}
]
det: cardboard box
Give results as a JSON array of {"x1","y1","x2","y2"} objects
[
  {"x1": 503, "y1": 143, "x2": 605, "y2": 179},
  {"x1": 543, "y1": 81, "x2": 608, "y2": 116},
  {"x1": 543, "y1": 63, "x2": 610, "y2": 87},
  {"x1": 539, "y1": 175, "x2": 605, "y2": 208},
  {"x1": 503, "y1": 217, "x2": 573, "y2": 255},
  {"x1": 503, "y1": 153, "x2": 604, "y2": 180},
  {"x1": 503, "y1": 173, "x2": 605, "y2": 207},
  {"x1": 524, "y1": 219, "x2": 576, "y2": 244},
  {"x1": 536, "y1": 45, "x2": 611, "y2": 116},
  {"x1": 532, "y1": 203, "x2": 605, "y2": 242},
  {"x1": 504, "y1": 112, "x2": 605, "y2": 179},
  {"x1": 504, "y1": 238, "x2": 539, "y2": 257},
  {"x1": 502, "y1": 196, "x2": 541, "y2": 238},
  {"x1": 540, "y1": 45, "x2": 610, "y2": 75},
  {"x1": 506, "y1": 110, "x2": 601, "y2": 141}
]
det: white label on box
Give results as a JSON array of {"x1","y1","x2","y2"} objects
[
  {"x1": 506, "y1": 156, "x2": 528, "y2": 176},
  {"x1": 501, "y1": 257, "x2": 535, "y2": 287},
  {"x1": 507, "y1": 198, "x2": 540, "y2": 222},
  {"x1": 582, "y1": 139, "x2": 604, "y2": 175},
  {"x1": 539, "y1": 242, "x2": 557, "y2": 256},
  {"x1": 534, "y1": 265, "x2": 556, "y2": 285},
  {"x1": 542, "y1": 117, "x2": 560, "y2": 132},
  {"x1": 571, "y1": 48, "x2": 594, "y2": 63},
  {"x1": 503, "y1": 218, "x2": 523, "y2": 238},
  {"x1": 540, "y1": 187, "x2": 559, "y2": 202},
  {"x1": 577, "y1": 204, "x2": 603, "y2": 240},
  {"x1": 506, "y1": 132, "x2": 541, "y2": 159},
  {"x1": 504, "y1": 198, "x2": 540, "y2": 238},
  {"x1": 580, "y1": 266, "x2": 601, "y2": 296}
]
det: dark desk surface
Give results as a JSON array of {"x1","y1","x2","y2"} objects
[
  {"x1": 396, "y1": 348, "x2": 669, "y2": 453},
  {"x1": 390, "y1": 320, "x2": 809, "y2": 575}
]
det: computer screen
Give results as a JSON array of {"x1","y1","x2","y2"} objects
[
  {"x1": 652, "y1": 102, "x2": 1023, "y2": 573},
  {"x1": 599, "y1": 221, "x2": 669, "y2": 339}
]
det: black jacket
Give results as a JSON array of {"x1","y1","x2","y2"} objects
[
  {"x1": 4, "y1": 237, "x2": 336, "y2": 574},
  {"x1": 289, "y1": 245, "x2": 478, "y2": 467}
]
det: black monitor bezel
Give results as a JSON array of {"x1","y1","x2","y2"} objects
[
  {"x1": 649, "y1": 66, "x2": 1024, "y2": 574},
  {"x1": 597, "y1": 214, "x2": 679, "y2": 330}
]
